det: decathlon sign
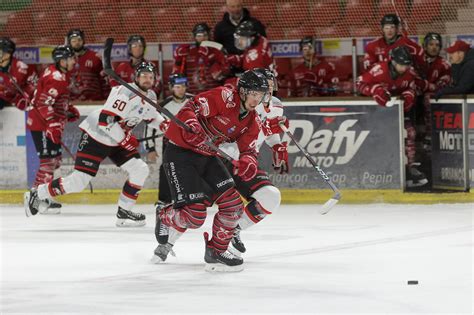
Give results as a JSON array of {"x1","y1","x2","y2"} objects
[
  {"x1": 270, "y1": 40, "x2": 322, "y2": 57},
  {"x1": 13, "y1": 47, "x2": 39, "y2": 64},
  {"x1": 87, "y1": 44, "x2": 129, "y2": 62}
]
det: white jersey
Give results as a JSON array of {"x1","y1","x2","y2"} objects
[
  {"x1": 220, "y1": 96, "x2": 284, "y2": 159},
  {"x1": 79, "y1": 84, "x2": 165, "y2": 146}
]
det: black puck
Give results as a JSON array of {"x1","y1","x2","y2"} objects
[{"x1": 407, "y1": 280, "x2": 418, "y2": 285}]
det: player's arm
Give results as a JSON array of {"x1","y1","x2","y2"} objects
[
  {"x1": 363, "y1": 44, "x2": 377, "y2": 71},
  {"x1": 356, "y1": 65, "x2": 391, "y2": 106},
  {"x1": 173, "y1": 45, "x2": 189, "y2": 74},
  {"x1": 97, "y1": 87, "x2": 131, "y2": 144}
]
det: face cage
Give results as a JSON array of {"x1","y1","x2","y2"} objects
[{"x1": 234, "y1": 34, "x2": 252, "y2": 50}]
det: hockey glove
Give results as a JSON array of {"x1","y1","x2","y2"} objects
[
  {"x1": 263, "y1": 116, "x2": 289, "y2": 136},
  {"x1": 159, "y1": 119, "x2": 170, "y2": 133},
  {"x1": 401, "y1": 90, "x2": 415, "y2": 112},
  {"x1": 66, "y1": 105, "x2": 80, "y2": 122},
  {"x1": 181, "y1": 118, "x2": 206, "y2": 147},
  {"x1": 46, "y1": 121, "x2": 64, "y2": 144},
  {"x1": 119, "y1": 132, "x2": 139, "y2": 151},
  {"x1": 272, "y1": 142, "x2": 289, "y2": 174},
  {"x1": 234, "y1": 154, "x2": 258, "y2": 182},
  {"x1": 373, "y1": 86, "x2": 391, "y2": 107}
]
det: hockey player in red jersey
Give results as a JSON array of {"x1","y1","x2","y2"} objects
[
  {"x1": 173, "y1": 23, "x2": 227, "y2": 94},
  {"x1": 363, "y1": 14, "x2": 424, "y2": 72},
  {"x1": 110, "y1": 35, "x2": 162, "y2": 97},
  {"x1": 25, "y1": 62, "x2": 168, "y2": 226},
  {"x1": 287, "y1": 36, "x2": 339, "y2": 97},
  {"x1": 26, "y1": 45, "x2": 79, "y2": 213},
  {"x1": 0, "y1": 37, "x2": 37, "y2": 110},
  {"x1": 417, "y1": 33, "x2": 451, "y2": 148},
  {"x1": 67, "y1": 29, "x2": 108, "y2": 101},
  {"x1": 153, "y1": 70, "x2": 270, "y2": 272},
  {"x1": 357, "y1": 46, "x2": 428, "y2": 187}
]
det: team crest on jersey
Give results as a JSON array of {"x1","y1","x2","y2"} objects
[
  {"x1": 85, "y1": 60, "x2": 93, "y2": 68},
  {"x1": 138, "y1": 107, "x2": 144, "y2": 114},
  {"x1": 198, "y1": 97, "x2": 210, "y2": 116},
  {"x1": 221, "y1": 88, "x2": 236, "y2": 108},
  {"x1": 52, "y1": 71, "x2": 65, "y2": 81}
]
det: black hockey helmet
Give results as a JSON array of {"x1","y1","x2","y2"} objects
[
  {"x1": 234, "y1": 20, "x2": 257, "y2": 37},
  {"x1": 135, "y1": 61, "x2": 156, "y2": 78},
  {"x1": 390, "y1": 46, "x2": 412, "y2": 65},
  {"x1": 238, "y1": 70, "x2": 270, "y2": 93},
  {"x1": 381, "y1": 14, "x2": 400, "y2": 27},
  {"x1": 299, "y1": 36, "x2": 314, "y2": 49},
  {"x1": 423, "y1": 32, "x2": 442, "y2": 48},
  {"x1": 0, "y1": 37, "x2": 16, "y2": 54},
  {"x1": 168, "y1": 73, "x2": 188, "y2": 87},
  {"x1": 52, "y1": 45, "x2": 74, "y2": 63},
  {"x1": 127, "y1": 35, "x2": 146, "y2": 50},
  {"x1": 192, "y1": 23, "x2": 211, "y2": 36},
  {"x1": 253, "y1": 68, "x2": 277, "y2": 92},
  {"x1": 67, "y1": 29, "x2": 85, "y2": 43}
]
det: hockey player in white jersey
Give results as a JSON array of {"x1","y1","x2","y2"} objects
[{"x1": 24, "y1": 62, "x2": 169, "y2": 227}]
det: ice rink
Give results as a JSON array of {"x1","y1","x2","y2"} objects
[{"x1": 1, "y1": 202, "x2": 473, "y2": 314}]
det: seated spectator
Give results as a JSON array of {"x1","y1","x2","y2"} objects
[
  {"x1": 67, "y1": 29, "x2": 108, "y2": 101},
  {"x1": 436, "y1": 40, "x2": 474, "y2": 98},
  {"x1": 214, "y1": 0, "x2": 266, "y2": 55},
  {"x1": 173, "y1": 23, "x2": 227, "y2": 94},
  {"x1": 287, "y1": 36, "x2": 338, "y2": 97}
]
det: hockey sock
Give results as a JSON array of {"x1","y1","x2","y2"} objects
[
  {"x1": 118, "y1": 181, "x2": 142, "y2": 211},
  {"x1": 33, "y1": 158, "x2": 57, "y2": 187}
]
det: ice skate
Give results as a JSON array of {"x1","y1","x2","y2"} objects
[
  {"x1": 150, "y1": 243, "x2": 176, "y2": 263},
  {"x1": 406, "y1": 164, "x2": 428, "y2": 188},
  {"x1": 203, "y1": 232, "x2": 244, "y2": 272},
  {"x1": 24, "y1": 189, "x2": 42, "y2": 217},
  {"x1": 115, "y1": 207, "x2": 146, "y2": 227},
  {"x1": 229, "y1": 228, "x2": 246, "y2": 256},
  {"x1": 39, "y1": 198, "x2": 62, "y2": 215}
]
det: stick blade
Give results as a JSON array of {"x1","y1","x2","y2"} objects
[
  {"x1": 102, "y1": 38, "x2": 114, "y2": 70},
  {"x1": 320, "y1": 198, "x2": 339, "y2": 215}
]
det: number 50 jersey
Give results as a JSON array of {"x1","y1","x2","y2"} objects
[{"x1": 79, "y1": 84, "x2": 165, "y2": 146}]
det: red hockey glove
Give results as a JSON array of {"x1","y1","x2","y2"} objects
[
  {"x1": 272, "y1": 142, "x2": 289, "y2": 174},
  {"x1": 373, "y1": 86, "x2": 391, "y2": 107},
  {"x1": 234, "y1": 154, "x2": 258, "y2": 182},
  {"x1": 46, "y1": 121, "x2": 64, "y2": 144},
  {"x1": 263, "y1": 116, "x2": 289, "y2": 136},
  {"x1": 401, "y1": 90, "x2": 415, "y2": 112},
  {"x1": 225, "y1": 54, "x2": 242, "y2": 68},
  {"x1": 14, "y1": 95, "x2": 30, "y2": 111},
  {"x1": 159, "y1": 119, "x2": 170, "y2": 133},
  {"x1": 66, "y1": 105, "x2": 80, "y2": 122},
  {"x1": 181, "y1": 118, "x2": 206, "y2": 147},
  {"x1": 119, "y1": 132, "x2": 138, "y2": 151}
]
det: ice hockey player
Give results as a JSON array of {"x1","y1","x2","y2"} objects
[
  {"x1": 0, "y1": 37, "x2": 37, "y2": 110},
  {"x1": 144, "y1": 73, "x2": 193, "y2": 205},
  {"x1": 110, "y1": 35, "x2": 162, "y2": 97},
  {"x1": 219, "y1": 68, "x2": 288, "y2": 256},
  {"x1": 363, "y1": 14, "x2": 424, "y2": 72},
  {"x1": 287, "y1": 36, "x2": 339, "y2": 97},
  {"x1": 24, "y1": 62, "x2": 169, "y2": 226},
  {"x1": 67, "y1": 29, "x2": 108, "y2": 101},
  {"x1": 357, "y1": 46, "x2": 428, "y2": 187},
  {"x1": 26, "y1": 45, "x2": 79, "y2": 214},
  {"x1": 173, "y1": 23, "x2": 227, "y2": 94},
  {"x1": 152, "y1": 70, "x2": 270, "y2": 272}
]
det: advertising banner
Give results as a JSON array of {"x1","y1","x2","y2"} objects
[
  {"x1": 258, "y1": 101, "x2": 402, "y2": 189},
  {"x1": 431, "y1": 101, "x2": 467, "y2": 190},
  {"x1": 467, "y1": 98, "x2": 474, "y2": 188}
]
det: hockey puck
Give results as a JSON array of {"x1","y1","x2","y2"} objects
[{"x1": 407, "y1": 280, "x2": 418, "y2": 285}]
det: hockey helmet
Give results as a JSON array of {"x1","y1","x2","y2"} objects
[
  {"x1": 127, "y1": 35, "x2": 146, "y2": 50},
  {"x1": 169, "y1": 73, "x2": 188, "y2": 87},
  {"x1": 423, "y1": 32, "x2": 442, "y2": 48},
  {"x1": 299, "y1": 36, "x2": 314, "y2": 49},
  {"x1": 390, "y1": 46, "x2": 412, "y2": 66},
  {"x1": 0, "y1": 37, "x2": 16, "y2": 54},
  {"x1": 135, "y1": 61, "x2": 156, "y2": 78},
  {"x1": 238, "y1": 70, "x2": 270, "y2": 92},
  {"x1": 253, "y1": 68, "x2": 278, "y2": 92},
  {"x1": 192, "y1": 23, "x2": 211, "y2": 36},
  {"x1": 234, "y1": 21, "x2": 257, "y2": 37},
  {"x1": 381, "y1": 14, "x2": 400, "y2": 27},
  {"x1": 67, "y1": 29, "x2": 85, "y2": 43},
  {"x1": 52, "y1": 45, "x2": 74, "y2": 63}
]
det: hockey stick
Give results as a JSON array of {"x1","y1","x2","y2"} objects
[
  {"x1": 391, "y1": 0, "x2": 409, "y2": 36},
  {"x1": 200, "y1": 40, "x2": 224, "y2": 51},
  {"x1": 102, "y1": 38, "x2": 238, "y2": 165},
  {"x1": 280, "y1": 124, "x2": 341, "y2": 214},
  {"x1": 137, "y1": 133, "x2": 164, "y2": 142}
]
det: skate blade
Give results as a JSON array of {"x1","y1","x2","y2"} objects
[
  {"x1": 204, "y1": 263, "x2": 244, "y2": 273},
  {"x1": 150, "y1": 254, "x2": 166, "y2": 264},
  {"x1": 116, "y1": 219, "x2": 146, "y2": 227},
  {"x1": 39, "y1": 206, "x2": 61, "y2": 215},
  {"x1": 406, "y1": 178, "x2": 428, "y2": 188}
]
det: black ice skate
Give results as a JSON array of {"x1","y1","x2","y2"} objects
[
  {"x1": 406, "y1": 164, "x2": 428, "y2": 188},
  {"x1": 39, "y1": 198, "x2": 62, "y2": 215},
  {"x1": 229, "y1": 228, "x2": 246, "y2": 256},
  {"x1": 116, "y1": 207, "x2": 146, "y2": 227},
  {"x1": 155, "y1": 202, "x2": 171, "y2": 245},
  {"x1": 150, "y1": 243, "x2": 176, "y2": 264},
  {"x1": 24, "y1": 189, "x2": 41, "y2": 217},
  {"x1": 203, "y1": 232, "x2": 244, "y2": 272}
]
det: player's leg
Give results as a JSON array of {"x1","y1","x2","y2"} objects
[{"x1": 405, "y1": 116, "x2": 428, "y2": 187}]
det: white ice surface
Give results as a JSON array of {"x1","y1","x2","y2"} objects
[{"x1": 1, "y1": 203, "x2": 473, "y2": 314}]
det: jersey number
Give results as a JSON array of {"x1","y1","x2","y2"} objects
[{"x1": 112, "y1": 100, "x2": 126, "y2": 111}]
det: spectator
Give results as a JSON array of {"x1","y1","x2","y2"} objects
[
  {"x1": 110, "y1": 35, "x2": 162, "y2": 98},
  {"x1": 436, "y1": 40, "x2": 474, "y2": 98},
  {"x1": 67, "y1": 29, "x2": 108, "y2": 101},
  {"x1": 173, "y1": 23, "x2": 227, "y2": 94},
  {"x1": 287, "y1": 36, "x2": 338, "y2": 97},
  {"x1": 214, "y1": 0, "x2": 266, "y2": 55}
]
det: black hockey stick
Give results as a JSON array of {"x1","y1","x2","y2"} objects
[
  {"x1": 137, "y1": 133, "x2": 164, "y2": 142},
  {"x1": 280, "y1": 124, "x2": 341, "y2": 214},
  {"x1": 102, "y1": 38, "x2": 238, "y2": 165}
]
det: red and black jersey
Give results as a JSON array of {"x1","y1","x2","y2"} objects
[
  {"x1": 242, "y1": 36, "x2": 274, "y2": 71},
  {"x1": 110, "y1": 59, "x2": 162, "y2": 97},
  {"x1": 165, "y1": 86, "x2": 260, "y2": 158},
  {"x1": 287, "y1": 58, "x2": 338, "y2": 97},
  {"x1": 69, "y1": 49, "x2": 107, "y2": 101},
  {"x1": 0, "y1": 57, "x2": 37, "y2": 109},
  {"x1": 363, "y1": 36, "x2": 424, "y2": 72},
  {"x1": 27, "y1": 65, "x2": 72, "y2": 131},
  {"x1": 419, "y1": 55, "x2": 451, "y2": 92},
  {"x1": 173, "y1": 44, "x2": 227, "y2": 94}
]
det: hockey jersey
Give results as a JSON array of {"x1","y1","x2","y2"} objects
[
  {"x1": 110, "y1": 59, "x2": 162, "y2": 97},
  {"x1": 69, "y1": 49, "x2": 108, "y2": 101},
  {"x1": 0, "y1": 57, "x2": 37, "y2": 110},
  {"x1": 287, "y1": 58, "x2": 338, "y2": 97}
]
